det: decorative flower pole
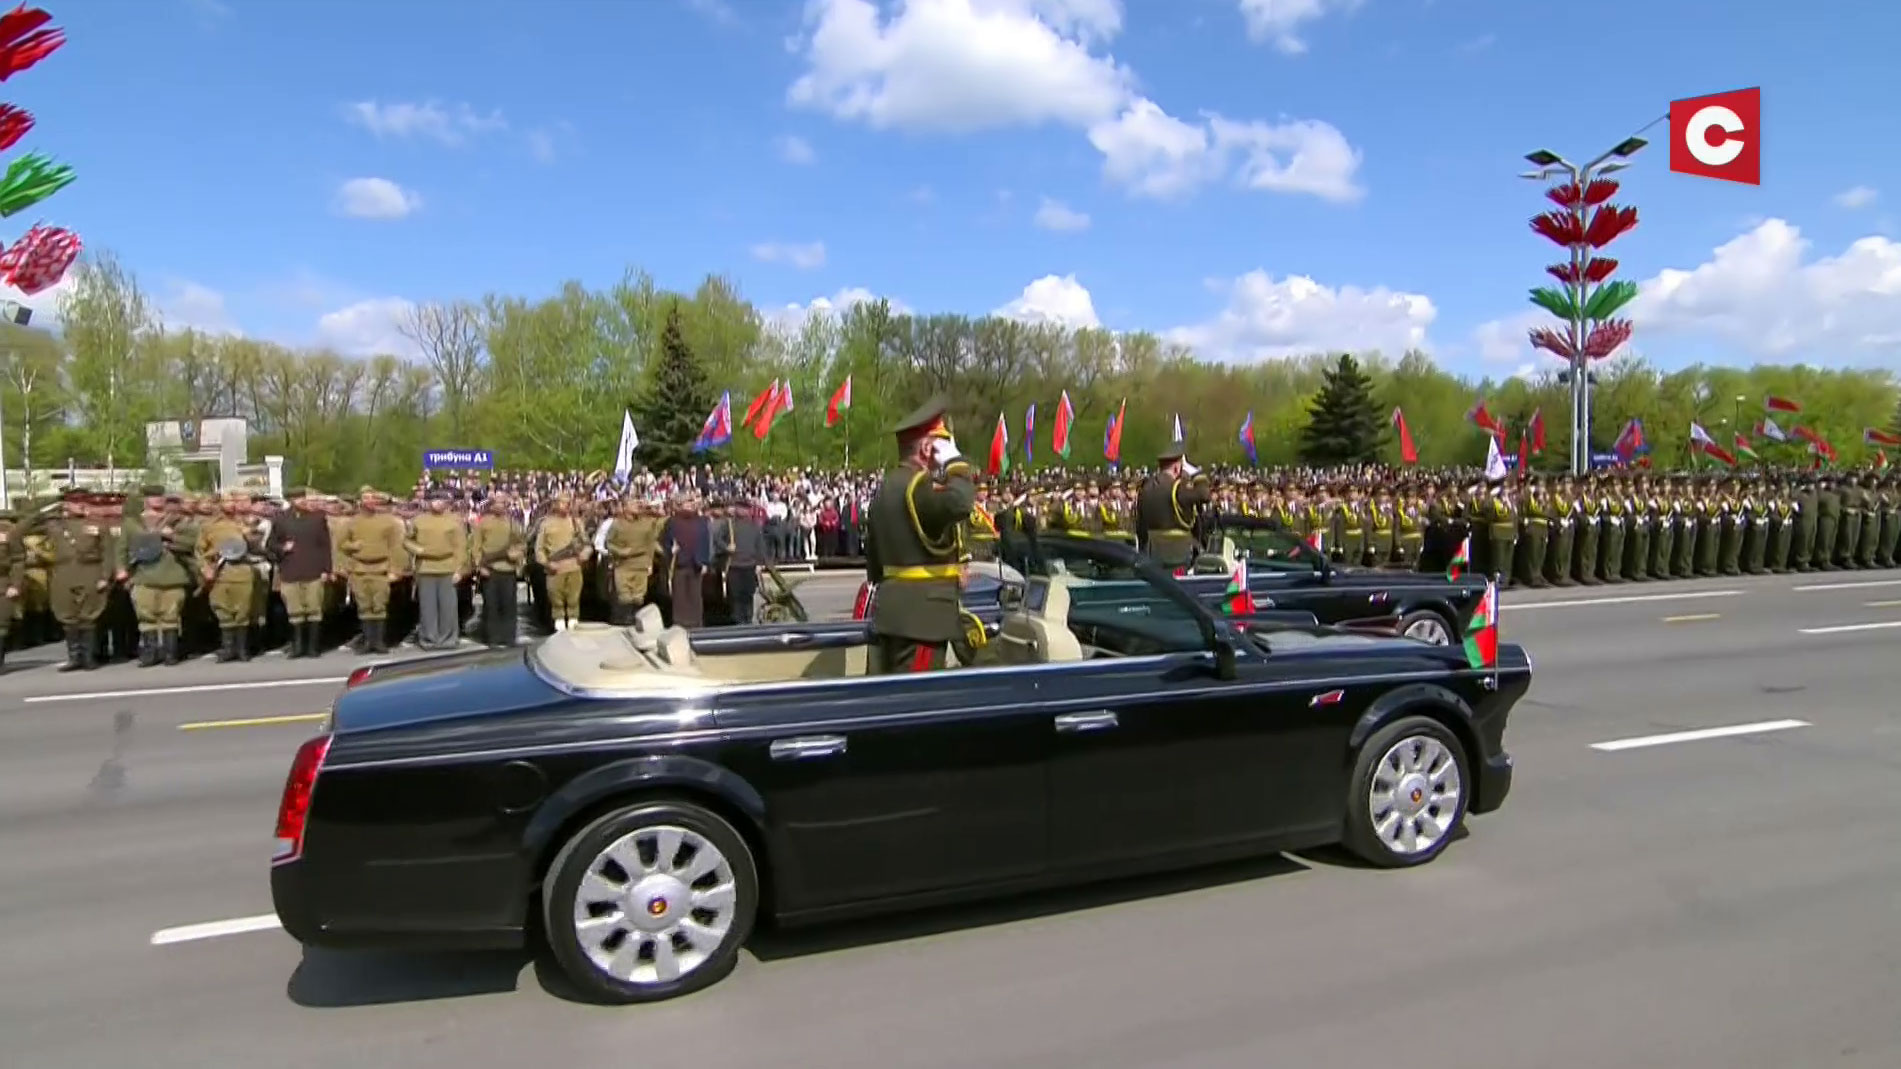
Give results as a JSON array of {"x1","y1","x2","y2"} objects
[
  {"x1": 0, "y1": 5, "x2": 80, "y2": 308},
  {"x1": 1520, "y1": 138, "x2": 1646, "y2": 474}
]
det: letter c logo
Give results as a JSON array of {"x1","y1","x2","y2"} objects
[{"x1": 1686, "y1": 105, "x2": 1745, "y2": 167}]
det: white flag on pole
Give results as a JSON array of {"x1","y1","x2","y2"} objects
[
  {"x1": 1484, "y1": 434, "x2": 1507, "y2": 483},
  {"x1": 614, "y1": 409, "x2": 640, "y2": 480}
]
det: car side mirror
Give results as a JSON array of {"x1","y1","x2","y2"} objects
[{"x1": 998, "y1": 583, "x2": 1025, "y2": 611}]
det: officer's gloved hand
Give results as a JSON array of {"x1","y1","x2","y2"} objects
[
  {"x1": 931, "y1": 437, "x2": 963, "y2": 468},
  {"x1": 1182, "y1": 458, "x2": 1201, "y2": 477}
]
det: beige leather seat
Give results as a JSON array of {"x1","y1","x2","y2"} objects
[
  {"x1": 634, "y1": 604, "x2": 664, "y2": 635},
  {"x1": 996, "y1": 579, "x2": 1085, "y2": 665},
  {"x1": 653, "y1": 626, "x2": 701, "y2": 674}
]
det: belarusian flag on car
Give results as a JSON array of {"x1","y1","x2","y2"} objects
[
  {"x1": 1463, "y1": 578, "x2": 1498, "y2": 670},
  {"x1": 1446, "y1": 535, "x2": 1471, "y2": 580},
  {"x1": 1221, "y1": 558, "x2": 1255, "y2": 615}
]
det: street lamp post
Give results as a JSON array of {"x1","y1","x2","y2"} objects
[{"x1": 1520, "y1": 136, "x2": 1649, "y2": 475}]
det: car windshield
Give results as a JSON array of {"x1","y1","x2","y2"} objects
[
  {"x1": 1216, "y1": 521, "x2": 1325, "y2": 573},
  {"x1": 1023, "y1": 535, "x2": 1211, "y2": 655}
]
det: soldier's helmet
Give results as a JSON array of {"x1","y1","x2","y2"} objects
[
  {"x1": 129, "y1": 532, "x2": 165, "y2": 565},
  {"x1": 217, "y1": 537, "x2": 248, "y2": 562}
]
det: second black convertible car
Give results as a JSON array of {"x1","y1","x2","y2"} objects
[{"x1": 273, "y1": 538, "x2": 1530, "y2": 1004}]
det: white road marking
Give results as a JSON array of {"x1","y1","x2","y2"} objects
[
  {"x1": 23, "y1": 677, "x2": 349, "y2": 704},
  {"x1": 1662, "y1": 613, "x2": 1721, "y2": 623},
  {"x1": 177, "y1": 712, "x2": 329, "y2": 732},
  {"x1": 1864, "y1": 599, "x2": 1901, "y2": 608},
  {"x1": 1591, "y1": 719, "x2": 1811, "y2": 752},
  {"x1": 150, "y1": 914, "x2": 283, "y2": 946},
  {"x1": 1506, "y1": 590, "x2": 1743, "y2": 611},
  {"x1": 1797, "y1": 620, "x2": 1901, "y2": 635},
  {"x1": 1792, "y1": 578, "x2": 1901, "y2": 592}
]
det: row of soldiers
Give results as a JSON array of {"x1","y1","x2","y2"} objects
[
  {"x1": 949, "y1": 466, "x2": 1901, "y2": 584},
  {"x1": 0, "y1": 483, "x2": 782, "y2": 671}
]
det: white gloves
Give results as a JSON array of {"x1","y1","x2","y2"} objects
[
  {"x1": 1181, "y1": 458, "x2": 1201, "y2": 477},
  {"x1": 931, "y1": 437, "x2": 963, "y2": 468}
]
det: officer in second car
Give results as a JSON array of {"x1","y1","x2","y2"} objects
[
  {"x1": 1135, "y1": 438, "x2": 1212, "y2": 569},
  {"x1": 864, "y1": 396, "x2": 974, "y2": 673}
]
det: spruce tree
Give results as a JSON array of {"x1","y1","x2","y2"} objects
[
  {"x1": 634, "y1": 302, "x2": 717, "y2": 471},
  {"x1": 1297, "y1": 354, "x2": 1384, "y2": 465}
]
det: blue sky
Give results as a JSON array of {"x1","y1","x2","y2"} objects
[{"x1": 14, "y1": 0, "x2": 1900, "y2": 375}]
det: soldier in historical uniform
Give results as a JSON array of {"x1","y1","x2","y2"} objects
[
  {"x1": 407, "y1": 489, "x2": 468, "y2": 650},
  {"x1": 536, "y1": 492, "x2": 589, "y2": 631},
  {"x1": 340, "y1": 487, "x2": 405, "y2": 653},
  {"x1": 468, "y1": 492, "x2": 527, "y2": 646},
  {"x1": 864, "y1": 396, "x2": 974, "y2": 673},
  {"x1": 42, "y1": 490, "x2": 114, "y2": 671},
  {"x1": 601, "y1": 496, "x2": 661, "y2": 625},
  {"x1": 124, "y1": 494, "x2": 194, "y2": 667},
  {"x1": 1135, "y1": 439, "x2": 1212, "y2": 569},
  {"x1": 0, "y1": 505, "x2": 21, "y2": 667},
  {"x1": 269, "y1": 488, "x2": 334, "y2": 658},
  {"x1": 714, "y1": 497, "x2": 767, "y2": 626},
  {"x1": 195, "y1": 491, "x2": 259, "y2": 662}
]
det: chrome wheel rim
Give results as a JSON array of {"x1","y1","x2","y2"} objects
[
  {"x1": 572, "y1": 824, "x2": 738, "y2": 985},
  {"x1": 1369, "y1": 735, "x2": 1462, "y2": 857},
  {"x1": 1403, "y1": 616, "x2": 1451, "y2": 645}
]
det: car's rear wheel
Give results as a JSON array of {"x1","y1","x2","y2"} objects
[
  {"x1": 541, "y1": 800, "x2": 759, "y2": 1003},
  {"x1": 1341, "y1": 716, "x2": 1469, "y2": 868},
  {"x1": 1397, "y1": 610, "x2": 1454, "y2": 645}
]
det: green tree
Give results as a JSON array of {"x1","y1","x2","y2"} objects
[
  {"x1": 635, "y1": 302, "x2": 716, "y2": 470},
  {"x1": 1298, "y1": 354, "x2": 1384, "y2": 464}
]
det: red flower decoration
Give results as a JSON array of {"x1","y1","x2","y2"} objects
[
  {"x1": 1582, "y1": 319, "x2": 1633, "y2": 359},
  {"x1": 0, "y1": 5, "x2": 62, "y2": 81},
  {"x1": 1528, "y1": 327, "x2": 1577, "y2": 360},
  {"x1": 1582, "y1": 179, "x2": 1619, "y2": 205},
  {"x1": 1544, "y1": 183, "x2": 1583, "y2": 209},
  {"x1": 1544, "y1": 257, "x2": 1620, "y2": 286},
  {"x1": 0, "y1": 221, "x2": 81, "y2": 295},
  {"x1": 0, "y1": 102, "x2": 30, "y2": 150},
  {"x1": 1583, "y1": 205, "x2": 1639, "y2": 248},
  {"x1": 1530, "y1": 211, "x2": 1585, "y2": 247}
]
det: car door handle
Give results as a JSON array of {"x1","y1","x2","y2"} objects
[
  {"x1": 769, "y1": 735, "x2": 847, "y2": 760},
  {"x1": 1054, "y1": 711, "x2": 1118, "y2": 734}
]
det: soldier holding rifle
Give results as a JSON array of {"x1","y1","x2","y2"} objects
[
  {"x1": 196, "y1": 490, "x2": 259, "y2": 662},
  {"x1": 536, "y1": 493, "x2": 589, "y2": 632},
  {"x1": 469, "y1": 493, "x2": 527, "y2": 646}
]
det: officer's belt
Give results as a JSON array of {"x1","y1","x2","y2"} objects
[{"x1": 883, "y1": 564, "x2": 961, "y2": 581}]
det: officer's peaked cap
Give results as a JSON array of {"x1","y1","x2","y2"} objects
[
  {"x1": 893, "y1": 395, "x2": 954, "y2": 445},
  {"x1": 1159, "y1": 438, "x2": 1187, "y2": 461}
]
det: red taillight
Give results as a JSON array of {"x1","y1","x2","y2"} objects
[
  {"x1": 851, "y1": 582, "x2": 873, "y2": 620},
  {"x1": 345, "y1": 666, "x2": 374, "y2": 689},
  {"x1": 273, "y1": 734, "x2": 332, "y2": 864}
]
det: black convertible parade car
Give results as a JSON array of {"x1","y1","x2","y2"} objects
[
  {"x1": 271, "y1": 537, "x2": 1530, "y2": 1004},
  {"x1": 856, "y1": 515, "x2": 1490, "y2": 647}
]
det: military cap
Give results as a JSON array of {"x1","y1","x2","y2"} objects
[
  {"x1": 138, "y1": 484, "x2": 166, "y2": 497},
  {"x1": 893, "y1": 395, "x2": 954, "y2": 445},
  {"x1": 358, "y1": 485, "x2": 383, "y2": 498},
  {"x1": 1158, "y1": 438, "x2": 1187, "y2": 462}
]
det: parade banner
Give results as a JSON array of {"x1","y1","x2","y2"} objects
[{"x1": 423, "y1": 449, "x2": 494, "y2": 469}]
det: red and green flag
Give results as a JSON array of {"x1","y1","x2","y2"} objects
[
  {"x1": 986, "y1": 412, "x2": 1010, "y2": 476},
  {"x1": 1734, "y1": 431, "x2": 1759, "y2": 463},
  {"x1": 1446, "y1": 535, "x2": 1471, "y2": 580},
  {"x1": 1463, "y1": 578, "x2": 1498, "y2": 670},
  {"x1": 1221, "y1": 558, "x2": 1255, "y2": 616},
  {"x1": 1051, "y1": 390, "x2": 1075, "y2": 458}
]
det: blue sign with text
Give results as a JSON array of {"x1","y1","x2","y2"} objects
[{"x1": 423, "y1": 449, "x2": 494, "y2": 469}]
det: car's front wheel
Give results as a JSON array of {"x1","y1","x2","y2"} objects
[
  {"x1": 542, "y1": 799, "x2": 759, "y2": 1003},
  {"x1": 1341, "y1": 716, "x2": 1469, "y2": 868}
]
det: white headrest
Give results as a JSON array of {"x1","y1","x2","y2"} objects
[
  {"x1": 629, "y1": 630, "x2": 657, "y2": 653},
  {"x1": 634, "y1": 604, "x2": 665, "y2": 634}
]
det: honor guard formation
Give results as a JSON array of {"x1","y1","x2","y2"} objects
[{"x1": 1, "y1": 440, "x2": 1894, "y2": 671}]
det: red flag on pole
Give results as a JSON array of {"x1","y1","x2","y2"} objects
[
  {"x1": 1391, "y1": 407, "x2": 1418, "y2": 464},
  {"x1": 825, "y1": 375, "x2": 852, "y2": 427}
]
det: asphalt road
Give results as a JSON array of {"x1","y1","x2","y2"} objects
[{"x1": 4, "y1": 569, "x2": 1900, "y2": 1068}]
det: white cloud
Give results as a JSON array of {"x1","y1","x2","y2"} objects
[
  {"x1": 1033, "y1": 196, "x2": 1090, "y2": 231},
  {"x1": 1088, "y1": 102, "x2": 1362, "y2": 202},
  {"x1": 1835, "y1": 185, "x2": 1878, "y2": 210},
  {"x1": 997, "y1": 274, "x2": 1100, "y2": 328},
  {"x1": 344, "y1": 100, "x2": 507, "y2": 145},
  {"x1": 1627, "y1": 218, "x2": 1901, "y2": 360},
  {"x1": 777, "y1": 134, "x2": 817, "y2": 165},
  {"x1": 156, "y1": 280, "x2": 240, "y2": 335},
  {"x1": 333, "y1": 177, "x2": 421, "y2": 221},
  {"x1": 1166, "y1": 270, "x2": 1436, "y2": 362},
  {"x1": 787, "y1": 0, "x2": 1363, "y2": 202},
  {"x1": 766, "y1": 286, "x2": 909, "y2": 332},
  {"x1": 1235, "y1": 0, "x2": 1362, "y2": 54},
  {"x1": 750, "y1": 241, "x2": 828, "y2": 270},
  {"x1": 685, "y1": 0, "x2": 740, "y2": 24},
  {"x1": 316, "y1": 297, "x2": 418, "y2": 357},
  {"x1": 1471, "y1": 310, "x2": 1549, "y2": 365}
]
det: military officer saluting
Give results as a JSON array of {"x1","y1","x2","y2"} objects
[
  {"x1": 1135, "y1": 438, "x2": 1212, "y2": 568},
  {"x1": 864, "y1": 396, "x2": 975, "y2": 673}
]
